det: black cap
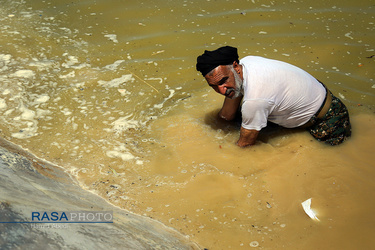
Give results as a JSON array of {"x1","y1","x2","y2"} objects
[{"x1": 196, "y1": 46, "x2": 239, "y2": 76}]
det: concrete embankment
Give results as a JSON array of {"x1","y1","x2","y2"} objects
[{"x1": 0, "y1": 138, "x2": 198, "y2": 250}]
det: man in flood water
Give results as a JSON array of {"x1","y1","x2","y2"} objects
[{"x1": 196, "y1": 46, "x2": 351, "y2": 147}]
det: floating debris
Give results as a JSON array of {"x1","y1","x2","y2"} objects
[
  {"x1": 152, "y1": 50, "x2": 165, "y2": 55},
  {"x1": 250, "y1": 241, "x2": 259, "y2": 247},
  {"x1": 127, "y1": 70, "x2": 159, "y2": 93},
  {"x1": 266, "y1": 202, "x2": 272, "y2": 209},
  {"x1": 301, "y1": 198, "x2": 320, "y2": 221},
  {"x1": 108, "y1": 166, "x2": 118, "y2": 176}
]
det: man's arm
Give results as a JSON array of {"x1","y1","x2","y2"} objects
[
  {"x1": 237, "y1": 126, "x2": 259, "y2": 147},
  {"x1": 218, "y1": 96, "x2": 242, "y2": 121}
]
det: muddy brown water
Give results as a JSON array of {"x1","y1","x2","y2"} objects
[{"x1": 0, "y1": 0, "x2": 374, "y2": 249}]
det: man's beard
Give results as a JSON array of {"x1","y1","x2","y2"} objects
[{"x1": 226, "y1": 66, "x2": 243, "y2": 99}]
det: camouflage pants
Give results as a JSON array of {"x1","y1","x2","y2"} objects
[{"x1": 307, "y1": 94, "x2": 351, "y2": 145}]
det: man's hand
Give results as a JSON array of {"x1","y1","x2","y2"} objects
[{"x1": 237, "y1": 127, "x2": 259, "y2": 147}]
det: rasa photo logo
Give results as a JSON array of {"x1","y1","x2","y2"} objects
[
  {"x1": 31, "y1": 211, "x2": 114, "y2": 223},
  {"x1": 0, "y1": 211, "x2": 113, "y2": 224}
]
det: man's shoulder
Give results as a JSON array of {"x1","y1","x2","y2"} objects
[
  {"x1": 240, "y1": 56, "x2": 274, "y2": 69},
  {"x1": 240, "y1": 55, "x2": 264, "y2": 63}
]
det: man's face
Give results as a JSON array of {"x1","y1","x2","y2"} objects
[{"x1": 205, "y1": 64, "x2": 243, "y2": 99}]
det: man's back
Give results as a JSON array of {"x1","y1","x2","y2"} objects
[{"x1": 240, "y1": 56, "x2": 326, "y2": 129}]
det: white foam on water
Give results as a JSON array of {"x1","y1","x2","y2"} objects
[
  {"x1": 111, "y1": 114, "x2": 140, "y2": 134},
  {"x1": 104, "y1": 60, "x2": 125, "y2": 70},
  {"x1": 61, "y1": 55, "x2": 90, "y2": 70},
  {"x1": 98, "y1": 74, "x2": 133, "y2": 88},
  {"x1": 153, "y1": 89, "x2": 175, "y2": 110},
  {"x1": 29, "y1": 60, "x2": 54, "y2": 71},
  {"x1": 36, "y1": 108, "x2": 52, "y2": 119},
  {"x1": 0, "y1": 54, "x2": 12, "y2": 66},
  {"x1": 145, "y1": 77, "x2": 163, "y2": 83},
  {"x1": 3, "y1": 89, "x2": 10, "y2": 95},
  {"x1": 34, "y1": 95, "x2": 50, "y2": 104},
  {"x1": 18, "y1": 105, "x2": 36, "y2": 121},
  {"x1": 4, "y1": 109, "x2": 14, "y2": 116},
  {"x1": 59, "y1": 71, "x2": 76, "y2": 79},
  {"x1": 11, "y1": 126, "x2": 38, "y2": 139},
  {"x1": 117, "y1": 89, "x2": 131, "y2": 97},
  {"x1": 11, "y1": 69, "x2": 35, "y2": 78},
  {"x1": 61, "y1": 108, "x2": 72, "y2": 116},
  {"x1": 11, "y1": 104, "x2": 39, "y2": 139},
  {"x1": 106, "y1": 149, "x2": 135, "y2": 161},
  {"x1": 0, "y1": 98, "x2": 7, "y2": 109},
  {"x1": 104, "y1": 34, "x2": 118, "y2": 43}
]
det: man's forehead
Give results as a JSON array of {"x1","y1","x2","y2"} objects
[{"x1": 205, "y1": 66, "x2": 228, "y2": 83}]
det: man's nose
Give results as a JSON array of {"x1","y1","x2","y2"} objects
[{"x1": 218, "y1": 85, "x2": 227, "y2": 95}]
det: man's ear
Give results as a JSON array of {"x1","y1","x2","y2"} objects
[{"x1": 232, "y1": 61, "x2": 241, "y2": 74}]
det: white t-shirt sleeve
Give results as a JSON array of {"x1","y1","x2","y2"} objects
[{"x1": 241, "y1": 99, "x2": 274, "y2": 131}]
